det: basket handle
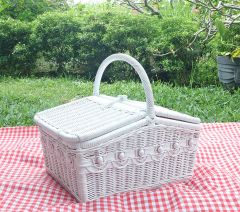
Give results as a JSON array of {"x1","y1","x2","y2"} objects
[{"x1": 93, "y1": 53, "x2": 155, "y2": 119}]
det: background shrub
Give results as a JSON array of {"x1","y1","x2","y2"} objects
[
  {"x1": 74, "y1": 9, "x2": 116, "y2": 79},
  {"x1": 0, "y1": 0, "x2": 69, "y2": 21},
  {"x1": 1, "y1": 3, "x2": 237, "y2": 86},
  {"x1": 149, "y1": 17, "x2": 203, "y2": 85},
  {"x1": 190, "y1": 39, "x2": 219, "y2": 87},
  {"x1": 102, "y1": 13, "x2": 159, "y2": 81},
  {"x1": 0, "y1": 18, "x2": 35, "y2": 76},
  {"x1": 32, "y1": 12, "x2": 82, "y2": 75}
]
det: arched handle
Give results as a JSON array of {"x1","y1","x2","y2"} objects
[{"x1": 93, "y1": 53, "x2": 155, "y2": 119}]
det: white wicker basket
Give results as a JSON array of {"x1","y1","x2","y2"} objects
[{"x1": 34, "y1": 53, "x2": 201, "y2": 203}]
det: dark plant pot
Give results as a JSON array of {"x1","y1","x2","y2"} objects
[{"x1": 217, "y1": 56, "x2": 240, "y2": 89}]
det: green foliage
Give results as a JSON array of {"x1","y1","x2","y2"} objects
[
  {"x1": 74, "y1": 6, "x2": 201, "y2": 84},
  {"x1": 102, "y1": 13, "x2": 159, "y2": 80},
  {"x1": 0, "y1": 0, "x2": 69, "y2": 21},
  {"x1": 231, "y1": 48, "x2": 240, "y2": 58},
  {"x1": 0, "y1": 0, "x2": 9, "y2": 13},
  {"x1": 0, "y1": 18, "x2": 35, "y2": 75},
  {"x1": 74, "y1": 9, "x2": 116, "y2": 79},
  {"x1": 215, "y1": 23, "x2": 240, "y2": 56},
  {"x1": 191, "y1": 56, "x2": 219, "y2": 87},
  {"x1": 0, "y1": 3, "x2": 226, "y2": 85},
  {"x1": 29, "y1": 4, "x2": 205, "y2": 84},
  {"x1": 32, "y1": 12, "x2": 82, "y2": 74},
  {"x1": 161, "y1": 1, "x2": 195, "y2": 20},
  {"x1": 0, "y1": 77, "x2": 239, "y2": 127},
  {"x1": 190, "y1": 39, "x2": 219, "y2": 86},
  {"x1": 215, "y1": 19, "x2": 226, "y2": 40},
  {"x1": 149, "y1": 17, "x2": 203, "y2": 85}
]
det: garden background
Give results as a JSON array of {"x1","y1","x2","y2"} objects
[{"x1": 0, "y1": 0, "x2": 239, "y2": 127}]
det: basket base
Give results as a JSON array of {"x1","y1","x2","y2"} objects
[{"x1": 46, "y1": 167, "x2": 193, "y2": 203}]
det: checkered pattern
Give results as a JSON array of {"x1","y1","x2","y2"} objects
[{"x1": 0, "y1": 123, "x2": 240, "y2": 211}]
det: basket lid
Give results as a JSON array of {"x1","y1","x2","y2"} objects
[
  {"x1": 100, "y1": 95, "x2": 201, "y2": 124},
  {"x1": 34, "y1": 95, "x2": 147, "y2": 147}
]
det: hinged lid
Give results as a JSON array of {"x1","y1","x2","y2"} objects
[{"x1": 34, "y1": 96, "x2": 147, "y2": 146}]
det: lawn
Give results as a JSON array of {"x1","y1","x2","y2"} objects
[{"x1": 0, "y1": 77, "x2": 239, "y2": 127}]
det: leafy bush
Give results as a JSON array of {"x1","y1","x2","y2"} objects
[
  {"x1": 72, "y1": 6, "x2": 157, "y2": 81},
  {"x1": 190, "y1": 39, "x2": 219, "y2": 87},
  {"x1": 74, "y1": 7, "x2": 201, "y2": 84},
  {"x1": 32, "y1": 12, "x2": 82, "y2": 75},
  {"x1": 74, "y1": 9, "x2": 116, "y2": 79},
  {"x1": 0, "y1": 4, "x2": 224, "y2": 86},
  {"x1": 0, "y1": 18, "x2": 35, "y2": 75},
  {"x1": 102, "y1": 13, "x2": 159, "y2": 81},
  {"x1": 149, "y1": 17, "x2": 203, "y2": 85},
  {"x1": 191, "y1": 56, "x2": 219, "y2": 87},
  {"x1": 0, "y1": 0, "x2": 69, "y2": 21},
  {"x1": 97, "y1": 10, "x2": 204, "y2": 85}
]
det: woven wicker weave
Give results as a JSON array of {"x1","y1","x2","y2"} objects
[{"x1": 35, "y1": 53, "x2": 201, "y2": 203}]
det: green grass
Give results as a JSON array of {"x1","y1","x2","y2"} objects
[{"x1": 0, "y1": 77, "x2": 239, "y2": 127}]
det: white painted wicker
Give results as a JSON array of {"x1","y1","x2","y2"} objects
[{"x1": 34, "y1": 53, "x2": 201, "y2": 203}]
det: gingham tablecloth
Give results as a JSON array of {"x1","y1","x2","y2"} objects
[{"x1": 0, "y1": 123, "x2": 240, "y2": 212}]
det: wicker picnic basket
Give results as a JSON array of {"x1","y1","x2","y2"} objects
[{"x1": 34, "y1": 53, "x2": 201, "y2": 203}]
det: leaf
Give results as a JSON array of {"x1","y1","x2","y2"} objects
[
  {"x1": 215, "y1": 19, "x2": 227, "y2": 40},
  {"x1": 231, "y1": 48, "x2": 240, "y2": 58},
  {"x1": 0, "y1": 0, "x2": 10, "y2": 13}
]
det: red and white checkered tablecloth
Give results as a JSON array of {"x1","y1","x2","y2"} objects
[{"x1": 0, "y1": 123, "x2": 240, "y2": 211}]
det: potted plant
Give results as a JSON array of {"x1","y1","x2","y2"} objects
[
  {"x1": 183, "y1": 0, "x2": 240, "y2": 88},
  {"x1": 217, "y1": 48, "x2": 240, "y2": 89}
]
